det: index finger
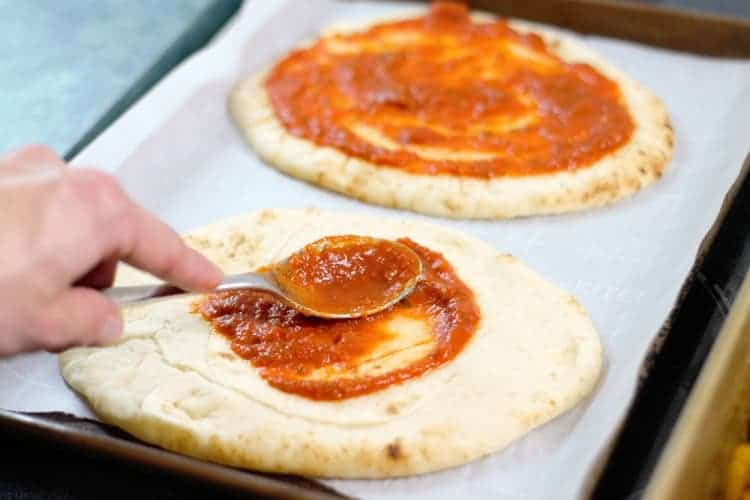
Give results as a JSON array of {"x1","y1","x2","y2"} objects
[
  {"x1": 121, "y1": 203, "x2": 224, "y2": 292},
  {"x1": 66, "y1": 169, "x2": 224, "y2": 292}
]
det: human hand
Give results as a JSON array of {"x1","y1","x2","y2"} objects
[{"x1": 0, "y1": 145, "x2": 223, "y2": 355}]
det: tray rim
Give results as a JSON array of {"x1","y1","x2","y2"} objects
[
  {"x1": 644, "y1": 267, "x2": 750, "y2": 498},
  {"x1": 589, "y1": 150, "x2": 750, "y2": 498},
  {"x1": 0, "y1": 409, "x2": 344, "y2": 500}
]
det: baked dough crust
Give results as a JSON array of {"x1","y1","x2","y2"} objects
[
  {"x1": 230, "y1": 13, "x2": 673, "y2": 219},
  {"x1": 60, "y1": 209, "x2": 603, "y2": 477}
]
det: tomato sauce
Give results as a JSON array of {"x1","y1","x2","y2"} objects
[
  {"x1": 265, "y1": 2, "x2": 634, "y2": 178},
  {"x1": 194, "y1": 239, "x2": 480, "y2": 401},
  {"x1": 272, "y1": 235, "x2": 422, "y2": 317}
]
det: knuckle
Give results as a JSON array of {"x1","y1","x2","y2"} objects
[
  {"x1": 65, "y1": 169, "x2": 105, "y2": 203},
  {"x1": 73, "y1": 169, "x2": 123, "y2": 201},
  {"x1": 70, "y1": 169, "x2": 132, "y2": 235},
  {"x1": 24, "y1": 143, "x2": 56, "y2": 155},
  {"x1": 0, "y1": 144, "x2": 62, "y2": 169},
  {"x1": 18, "y1": 144, "x2": 59, "y2": 162},
  {"x1": 98, "y1": 176, "x2": 130, "y2": 222}
]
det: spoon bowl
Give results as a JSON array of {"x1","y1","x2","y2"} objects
[{"x1": 272, "y1": 236, "x2": 424, "y2": 318}]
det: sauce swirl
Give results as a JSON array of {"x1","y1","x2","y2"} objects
[
  {"x1": 194, "y1": 239, "x2": 480, "y2": 401},
  {"x1": 265, "y1": 2, "x2": 634, "y2": 178},
  {"x1": 272, "y1": 235, "x2": 422, "y2": 317}
]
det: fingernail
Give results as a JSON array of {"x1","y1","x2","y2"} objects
[{"x1": 100, "y1": 316, "x2": 122, "y2": 344}]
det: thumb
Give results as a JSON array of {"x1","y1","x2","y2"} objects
[{"x1": 31, "y1": 288, "x2": 123, "y2": 353}]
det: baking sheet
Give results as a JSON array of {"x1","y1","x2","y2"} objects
[{"x1": 2, "y1": 1, "x2": 750, "y2": 498}]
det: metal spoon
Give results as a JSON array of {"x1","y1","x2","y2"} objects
[{"x1": 103, "y1": 236, "x2": 423, "y2": 319}]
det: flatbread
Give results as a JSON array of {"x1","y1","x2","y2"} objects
[
  {"x1": 60, "y1": 209, "x2": 602, "y2": 478},
  {"x1": 229, "y1": 7, "x2": 673, "y2": 219}
]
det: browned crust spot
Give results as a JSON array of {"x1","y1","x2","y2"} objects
[
  {"x1": 386, "y1": 439, "x2": 405, "y2": 460},
  {"x1": 566, "y1": 295, "x2": 588, "y2": 317},
  {"x1": 257, "y1": 209, "x2": 278, "y2": 224}
]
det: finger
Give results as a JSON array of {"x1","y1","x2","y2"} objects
[
  {"x1": 0, "y1": 144, "x2": 64, "y2": 167},
  {"x1": 30, "y1": 288, "x2": 123, "y2": 353},
  {"x1": 0, "y1": 145, "x2": 64, "y2": 186},
  {"x1": 120, "y1": 204, "x2": 223, "y2": 292},
  {"x1": 75, "y1": 257, "x2": 118, "y2": 289},
  {"x1": 62, "y1": 169, "x2": 223, "y2": 292},
  {"x1": 0, "y1": 325, "x2": 26, "y2": 357}
]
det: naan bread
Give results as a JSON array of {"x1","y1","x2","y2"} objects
[
  {"x1": 60, "y1": 209, "x2": 602, "y2": 477},
  {"x1": 230, "y1": 8, "x2": 673, "y2": 219}
]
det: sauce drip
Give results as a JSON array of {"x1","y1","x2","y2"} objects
[
  {"x1": 272, "y1": 235, "x2": 422, "y2": 317},
  {"x1": 194, "y1": 239, "x2": 480, "y2": 401},
  {"x1": 265, "y1": 1, "x2": 634, "y2": 178}
]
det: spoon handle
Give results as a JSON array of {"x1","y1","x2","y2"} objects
[
  {"x1": 102, "y1": 272, "x2": 279, "y2": 307},
  {"x1": 102, "y1": 283, "x2": 187, "y2": 306}
]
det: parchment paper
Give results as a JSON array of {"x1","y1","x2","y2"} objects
[{"x1": 2, "y1": 1, "x2": 749, "y2": 498}]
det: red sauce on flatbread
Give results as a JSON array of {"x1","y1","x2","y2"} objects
[
  {"x1": 272, "y1": 235, "x2": 422, "y2": 317},
  {"x1": 265, "y1": 1, "x2": 634, "y2": 178},
  {"x1": 194, "y1": 239, "x2": 480, "y2": 401}
]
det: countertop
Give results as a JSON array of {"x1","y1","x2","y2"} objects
[{"x1": 0, "y1": 0, "x2": 240, "y2": 160}]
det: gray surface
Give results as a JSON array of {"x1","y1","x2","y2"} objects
[
  {"x1": 0, "y1": 0, "x2": 232, "y2": 158},
  {"x1": 653, "y1": 0, "x2": 750, "y2": 17}
]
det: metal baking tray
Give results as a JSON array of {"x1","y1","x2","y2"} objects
[
  {"x1": 591, "y1": 152, "x2": 750, "y2": 498},
  {"x1": 2, "y1": 1, "x2": 750, "y2": 498},
  {"x1": 642, "y1": 219, "x2": 750, "y2": 500}
]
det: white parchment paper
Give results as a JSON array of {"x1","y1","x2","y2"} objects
[{"x1": 2, "y1": 1, "x2": 749, "y2": 498}]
